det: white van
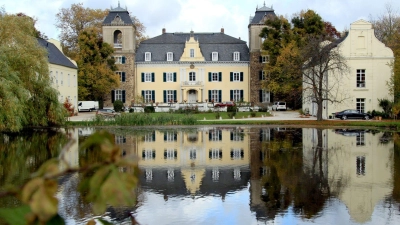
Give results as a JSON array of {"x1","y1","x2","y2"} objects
[
  {"x1": 272, "y1": 102, "x2": 287, "y2": 111},
  {"x1": 78, "y1": 101, "x2": 99, "y2": 112}
]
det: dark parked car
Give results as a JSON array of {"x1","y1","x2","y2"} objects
[
  {"x1": 335, "y1": 109, "x2": 371, "y2": 120},
  {"x1": 214, "y1": 101, "x2": 235, "y2": 107}
]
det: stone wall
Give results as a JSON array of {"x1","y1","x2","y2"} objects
[{"x1": 249, "y1": 51, "x2": 266, "y2": 103}]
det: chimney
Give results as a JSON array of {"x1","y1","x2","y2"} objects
[
  {"x1": 239, "y1": 37, "x2": 241, "y2": 40},
  {"x1": 162, "y1": 28, "x2": 166, "y2": 34},
  {"x1": 221, "y1": 28, "x2": 224, "y2": 34}
]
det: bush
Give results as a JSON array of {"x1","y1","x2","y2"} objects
[
  {"x1": 113, "y1": 100, "x2": 124, "y2": 112},
  {"x1": 227, "y1": 105, "x2": 237, "y2": 112},
  {"x1": 227, "y1": 112, "x2": 236, "y2": 119},
  {"x1": 250, "y1": 112, "x2": 257, "y2": 117},
  {"x1": 258, "y1": 107, "x2": 268, "y2": 112},
  {"x1": 129, "y1": 108, "x2": 134, "y2": 113},
  {"x1": 144, "y1": 106, "x2": 155, "y2": 113},
  {"x1": 215, "y1": 111, "x2": 221, "y2": 119}
]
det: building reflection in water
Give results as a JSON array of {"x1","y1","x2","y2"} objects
[{"x1": 55, "y1": 127, "x2": 398, "y2": 224}]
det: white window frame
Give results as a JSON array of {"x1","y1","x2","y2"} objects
[
  {"x1": 356, "y1": 69, "x2": 366, "y2": 88},
  {"x1": 261, "y1": 71, "x2": 267, "y2": 80},
  {"x1": 210, "y1": 90, "x2": 220, "y2": 103},
  {"x1": 144, "y1": 132, "x2": 155, "y2": 142},
  {"x1": 232, "y1": 90, "x2": 242, "y2": 102},
  {"x1": 189, "y1": 72, "x2": 196, "y2": 81},
  {"x1": 210, "y1": 130, "x2": 222, "y2": 142},
  {"x1": 232, "y1": 72, "x2": 240, "y2": 82},
  {"x1": 166, "y1": 72, "x2": 174, "y2": 82},
  {"x1": 56, "y1": 71, "x2": 58, "y2": 85},
  {"x1": 167, "y1": 169, "x2": 174, "y2": 181},
  {"x1": 212, "y1": 168, "x2": 219, "y2": 181},
  {"x1": 68, "y1": 74, "x2": 70, "y2": 86},
  {"x1": 115, "y1": 136, "x2": 126, "y2": 144},
  {"x1": 115, "y1": 56, "x2": 124, "y2": 64},
  {"x1": 60, "y1": 72, "x2": 63, "y2": 86},
  {"x1": 73, "y1": 75, "x2": 76, "y2": 87},
  {"x1": 231, "y1": 131, "x2": 243, "y2": 141},
  {"x1": 261, "y1": 90, "x2": 270, "y2": 102},
  {"x1": 190, "y1": 49, "x2": 195, "y2": 58},
  {"x1": 190, "y1": 149, "x2": 196, "y2": 160},
  {"x1": 164, "y1": 131, "x2": 176, "y2": 142},
  {"x1": 356, "y1": 156, "x2": 366, "y2": 176},
  {"x1": 116, "y1": 71, "x2": 125, "y2": 82},
  {"x1": 145, "y1": 52, "x2": 151, "y2": 61},
  {"x1": 144, "y1": 72, "x2": 152, "y2": 82},
  {"x1": 165, "y1": 90, "x2": 174, "y2": 103},
  {"x1": 50, "y1": 71, "x2": 53, "y2": 83},
  {"x1": 233, "y1": 168, "x2": 241, "y2": 180},
  {"x1": 114, "y1": 89, "x2": 123, "y2": 101},
  {"x1": 165, "y1": 149, "x2": 176, "y2": 160},
  {"x1": 167, "y1": 52, "x2": 173, "y2": 61},
  {"x1": 356, "y1": 98, "x2": 365, "y2": 113},
  {"x1": 209, "y1": 148, "x2": 222, "y2": 159},
  {"x1": 143, "y1": 90, "x2": 153, "y2": 103},
  {"x1": 262, "y1": 55, "x2": 269, "y2": 63},
  {"x1": 212, "y1": 52, "x2": 218, "y2": 61},
  {"x1": 231, "y1": 148, "x2": 243, "y2": 160},
  {"x1": 211, "y1": 72, "x2": 219, "y2": 82},
  {"x1": 233, "y1": 52, "x2": 240, "y2": 61},
  {"x1": 356, "y1": 133, "x2": 365, "y2": 146}
]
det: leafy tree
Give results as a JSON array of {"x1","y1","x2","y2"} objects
[
  {"x1": 56, "y1": 4, "x2": 148, "y2": 59},
  {"x1": 0, "y1": 11, "x2": 66, "y2": 132},
  {"x1": 55, "y1": 3, "x2": 108, "y2": 59},
  {"x1": 63, "y1": 97, "x2": 75, "y2": 116},
  {"x1": 76, "y1": 27, "x2": 119, "y2": 102},
  {"x1": 113, "y1": 100, "x2": 124, "y2": 112}
]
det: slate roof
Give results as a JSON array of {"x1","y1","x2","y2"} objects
[
  {"x1": 37, "y1": 38, "x2": 77, "y2": 69},
  {"x1": 136, "y1": 32, "x2": 250, "y2": 62},
  {"x1": 249, "y1": 4, "x2": 276, "y2": 24},
  {"x1": 102, "y1": 3, "x2": 133, "y2": 25}
]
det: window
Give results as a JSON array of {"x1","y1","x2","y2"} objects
[
  {"x1": 115, "y1": 56, "x2": 126, "y2": 64},
  {"x1": 142, "y1": 90, "x2": 154, "y2": 103},
  {"x1": 212, "y1": 168, "x2": 219, "y2": 181},
  {"x1": 230, "y1": 131, "x2": 244, "y2": 141},
  {"x1": 189, "y1": 72, "x2": 196, "y2": 81},
  {"x1": 211, "y1": 72, "x2": 219, "y2": 81},
  {"x1": 209, "y1": 129, "x2": 222, "y2": 141},
  {"x1": 230, "y1": 90, "x2": 243, "y2": 102},
  {"x1": 233, "y1": 168, "x2": 241, "y2": 180},
  {"x1": 190, "y1": 149, "x2": 196, "y2": 160},
  {"x1": 145, "y1": 169, "x2": 153, "y2": 181},
  {"x1": 209, "y1": 90, "x2": 221, "y2": 103},
  {"x1": 357, "y1": 69, "x2": 366, "y2": 88},
  {"x1": 260, "y1": 90, "x2": 270, "y2": 103},
  {"x1": 262, "y1": 71, "x2": 267, "y2": 80},
  {"x1": 50, "y1": 71, "x2": 53, "y2": 83},
  {"x1": 167, "y1": 52, "x2": 173, "y2": 61},
  {"x1": 144, "y1": 72, "x2": 153, "y2": 82},
  {"x1": 115, "y1": 136, "x2": 126, "y2": 144},
  {"x1": 116, "y1": 71, "x2": 126, "y2": 82},
  {"x1": 144, "y1": 131, "x2": 155, "y2": 142},
  {"x1": 356, "y1": 98, "x2": 365, "y2": 113},
  {"x1": 212, "y1": 52, "x2": 218, "y2": 61},
  {"x1": 142, "y1": 149, "x2": 155, "y2": 160},
  {"x1": 261, "y1": 55, "x2": 269, "y2": 63},
  {"x1": 233, "y1": 52, "x2": 240, "y2": 61},
  {"x1": 190, "y1": 49, "x2": 194, "y2": 58},
  {"x1": 164, "y1": 90, "x2": 176, "y2": 103},
  {"x1": 164, "y1": 72, "x2": 175, "y2": 82},
  {"x1": 164, "y1": 149, "x2": 177, "y2": 160},
  {"x1": 356, "y1": 156, "x2": 366, "y2": 176},
  {"x1": 60, "y1": 72, "x2": 63, "y2": 86},
  {"x1": 164, "y1": 131, "x2": 177, "y2": 142},
  {"x1": 56, "y1": 71, "x2": 58, "y2": 85},
  {"x1": 167, "y1": 169, "x2": 174, "y2": 181},
  {"x1": 145, "y1": 52, "x2": 151, "y2": 61},
  {"x1": 231, "y1": 148, "x2": 244, "y2": 160},
  {"x1": 73, "y1": 75, "x2": 76, "y2": 87},
  {"x1": 209, "y1": 148, "x2": 222, "y2": 159},
  {"x1": 114, "y1": 89, "x2": 125, "y2": 102},
  {"x1": 260, "y1": 128, "x2": 271, "y2": 141},
  {"x1": 357, "y1": 133, "x2": 365, "y2": 146},
  {"x1": 231, "y1": 72, "x2": 242, "y2": 82}
]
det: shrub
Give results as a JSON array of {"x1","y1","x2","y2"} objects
[
  {"x1": 144, "y1": 106, "x2": 155, "y2": 113},
  {"x1": 129, "y1": 108, "x2": 134, "y2": 113},
  {"x1": 258, "y1": 107, "x2": 268, "y2": 112},
  {"x1": 113, "y1": 100, "x2": 124, "y2": 112},
  {"x1": 250, "y1": 112, "x2": 256, "y2": 117},
  {"x1": 227, "y1": 105, "x2": 237, "y2": 112},
  {"x1": 227, "y1": 112, "x2": 236, "y2": 119},
  {"x1": 215, "y1": 111, "x2": 221, "y2": 119}
]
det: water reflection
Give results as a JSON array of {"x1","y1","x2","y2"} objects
[{"x1": 1, "y1": 127, "x2": 399, "y2": 224}]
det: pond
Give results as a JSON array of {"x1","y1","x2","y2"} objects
[{"x1": 1, "y1": 126, "x2": 399, "y2": 225}]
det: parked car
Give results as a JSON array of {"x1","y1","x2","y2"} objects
[
  {"x1": 96, "y1": 109, "x2": 120, "y2": 118},
  {"x1": 334, "y1": 129, "x2": 368, "y2": 136},
  {"x1": 335, "y1": 109, "x2": 371, "y2": 120},
  {"x1": 214, "y1": 101, "x2": 235, "y2": 107},
  {"x1": 272, "y1": 102, "x2": 287, "y2": 111}
]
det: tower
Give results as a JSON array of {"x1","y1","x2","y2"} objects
[
  {"x1": 102, "y1": 2, "x2": 136, "y2": 107},
  {"x1": 248, "y1": 2, "x2": 276, "y2": 104}
]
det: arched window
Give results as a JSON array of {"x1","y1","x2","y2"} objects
[{"x1": 113, "y1": 30, "x2": 122, "y2": 48}]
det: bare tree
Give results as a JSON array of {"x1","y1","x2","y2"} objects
[
  {"x1": 302, "y1": 36, "x2": 350, "y2": 121},
  {"x1": 369, "y1": 3, "x2": 400, "y2": 47}
]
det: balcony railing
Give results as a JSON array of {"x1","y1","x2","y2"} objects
[
  {"x1": 114, "y1": 43, "x2": 122, "y2": 48},
  {"x1": 181, "y1": 81, "x2": 203, "y2": 86}
]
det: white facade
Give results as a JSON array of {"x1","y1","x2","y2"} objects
[
  {"x1": 303, "y1": 20, "x2": 394, "y2": 119},
  {"x1": 47, "y1": 39, "x2": 79, "y2": 111}
]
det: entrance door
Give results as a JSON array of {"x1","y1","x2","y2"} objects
[{"x1": 188, "y1": 90, "x2": 197, "y2": 103}]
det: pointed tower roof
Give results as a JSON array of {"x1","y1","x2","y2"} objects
[
  {"x1": 102, "y1": 2, "x2": 133, "y2": 25},
  {"x1": 249, "y1": 1, "x2": 276, "y2": 24}
]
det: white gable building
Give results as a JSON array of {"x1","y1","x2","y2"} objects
[{"x1": 303, "y1": 20, "x2": 394, "y2": 119}]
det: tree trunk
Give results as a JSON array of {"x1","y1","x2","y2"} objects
[{"x1": 317, "y1": 101, "x2": 324, "y2": 121}]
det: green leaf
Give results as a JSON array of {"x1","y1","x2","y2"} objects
[{"x1": 0, "y1": 205, "x2": 31, "y2": 225}]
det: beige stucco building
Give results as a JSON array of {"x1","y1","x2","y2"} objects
[
  {"x1": 303, "y1": 20, "x2": 394, "y2": 118},
  {"x1": 38, "y1": 38, "x2": 78, "y2": 110},
  {"x1": 135, "y1": 30, "x2": 250, "y2": 105}
]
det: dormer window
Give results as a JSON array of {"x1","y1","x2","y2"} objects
[
  {"x1": 145, "y1": 52, "x2": 151, "y2": 61},
  {"x1": 233, "y1": 52, "x2": 240, "y2": 61},
  {"x1": 212, "y1": 52, "x2": 218, "y2": 61},
  {"x1": 190, "y1": 49, "x2": 195, "y2": 58},
  {"x1": 167, "y1": 52, "x2": 173, "y2": 61}
]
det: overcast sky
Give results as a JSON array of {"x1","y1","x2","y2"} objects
[{"x1": 2, "y1": 0, "x2": 400, "y2": 44}]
